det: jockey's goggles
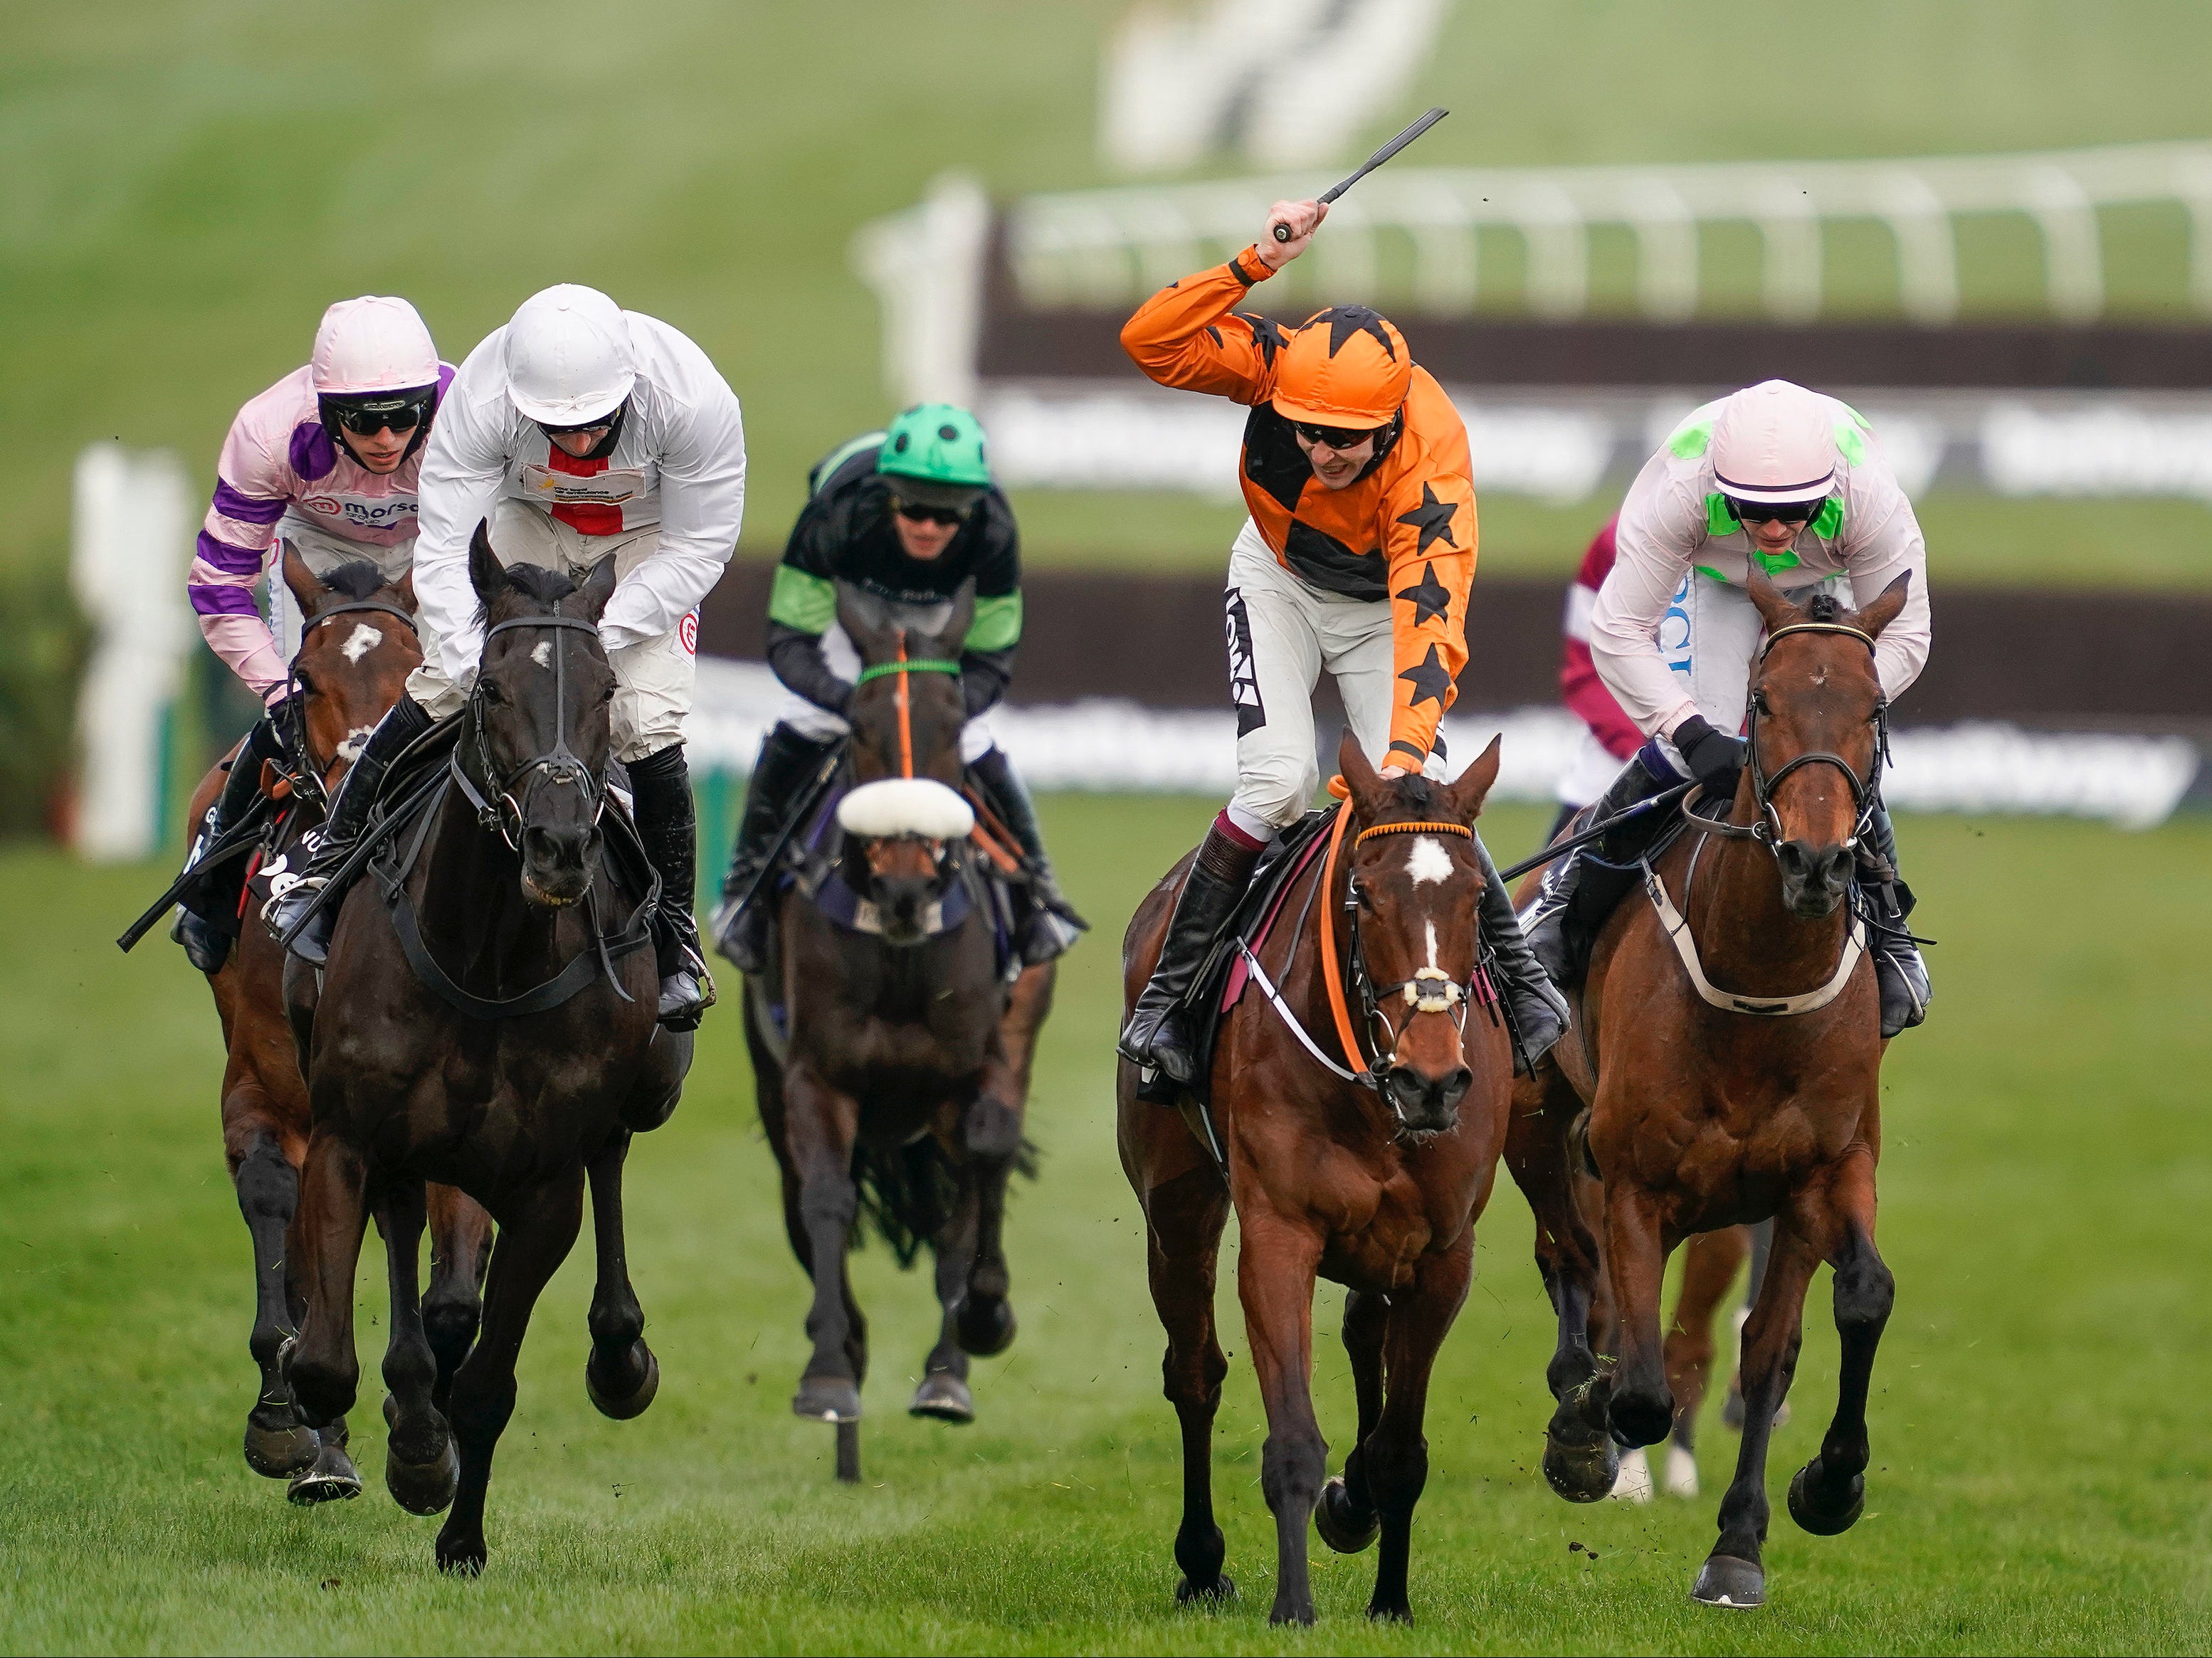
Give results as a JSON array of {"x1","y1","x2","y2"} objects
[
  {"x1": 1288, "y1": 418, "x2": 1380, "y2": 451},
  {"x1": 324, "y1": 391, "x2": 433, "y2": 436},
  {"x1": 892, "y1": 498, "x2": 969, "y2": 528},
  {"x1": 1724, "y1": 494, "x2": 1824, "y2": 526}
]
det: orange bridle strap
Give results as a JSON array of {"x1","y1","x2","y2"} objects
[
  {"x1": 894, "y1": 629, "x2": 915, "y2": 780},
  {"x1": 1315, "y1": 794, "x2": 1369, "y2": 1080}
]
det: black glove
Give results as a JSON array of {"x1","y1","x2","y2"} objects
[{"x1": 1673, "y1": 714, "x2": 1746, "y2": 792}]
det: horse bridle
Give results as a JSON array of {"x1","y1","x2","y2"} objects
[
  {"x1": 454, "y1": 611, "x2": 607, "y2": 851},
  {"x1": 1692, "y1": 621, "x2": 1889, "y2": 855},
  {"x1": 280, "y1": 598, "x2": 423, "y2": 805}
]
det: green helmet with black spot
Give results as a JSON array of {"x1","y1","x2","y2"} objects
[{"x1": 877, "y1": 403, "x2": 992, "y2": 512}]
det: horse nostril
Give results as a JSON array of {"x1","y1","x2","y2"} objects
[{"x1": 1440, "y1": 1067, "x2": 1473, "y2": 1108}]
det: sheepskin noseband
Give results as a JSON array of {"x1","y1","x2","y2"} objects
[{"x1": 836, "y1": 777, "x2": 976, "y2": 840}]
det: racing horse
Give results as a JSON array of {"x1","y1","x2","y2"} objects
[
  {"x1": 743, "y1": 584, "x2": 1052, "y2": 1484},
  {"x1": 127, "y1": 552, "x2": 493, "y2": 1504},
  {"x1": 1508, "y1": 569, "x2": 1912, "y2": 1608},
  {"x1": 285, "y1": 526, "x2": 688, "y2": 1571},
  {"x1": 1120, "y1": 732, "x2": 1517, "y2": 1626}
]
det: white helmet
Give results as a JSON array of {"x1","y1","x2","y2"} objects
[
  {"x1": 503, "y1": 285, "x2": 636, "y2": 425},
  {"x1": 1711, "y1": 379, "x2": 1836, "y2": 505},
  {"x1": 310, "y1": 296, "x2": 440, "y2": 396}
]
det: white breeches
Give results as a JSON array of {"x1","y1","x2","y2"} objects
[
  {"x1": 404, "y1": 501, "x2": 695, "y2": 764},
  {"x1": 1644, "y1": 566, "x2": 1853, "y2": 776}
]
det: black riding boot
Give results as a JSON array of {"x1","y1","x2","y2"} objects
[
  {"x1": 968, "y1": 746, "x2": 1088, "y2": 964},
  {"x1": 1474, "y1": 835, "x2": 1570, "y2": 1074},
  {"x1": 711, "y1": 723, "x2": 842, "y2": 974},
  {"x1": 1118, "y1": 819, "x2": 1263, "y2": 1087},
  {"x1": 628, "y1": 743, "x2": 714, "y2": 1031},
  {"x1": 174, "y1": 716, "x2": 285, "y2": 972},
  {"x1": 1523, "y1": 747, "x2": 1685, "y2": 989},
  {"x1": 266, "y1": 695, "x2": 434, "y2": 964},
  {"x1": 1858, "y1": 801, "x2": 1931, "y2": 1038}
]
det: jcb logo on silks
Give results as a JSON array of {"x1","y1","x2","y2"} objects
[{"x1": 1224, "y1": 590, "x2": 1266, "y2": 738}]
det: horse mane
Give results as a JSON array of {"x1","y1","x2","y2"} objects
[
  {"x1": 317, "y1": 559, "x2": 389, "y2": 602},
  {"x1": 500, "y1": 564, "x2": 580, "y2": 607},
  {"x1": 1803, "y1": 591, "x2": 1845, "y2": 625}
]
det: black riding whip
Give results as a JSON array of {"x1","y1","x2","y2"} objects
[{"x1": 1272, "y1": 107, "x2": 1449, "y2": 242}]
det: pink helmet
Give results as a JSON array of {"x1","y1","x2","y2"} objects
[
  {"x1": 1711, "y1": 379, "x2": 1836, "y2": 505},
  {"x1": 310, "y1": 296, "x2": 440, "y2": 396}
]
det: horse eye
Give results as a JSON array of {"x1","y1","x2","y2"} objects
[
  {"x1": 478, "y1": 681, "x2": 504, "y2": 705},
  {"x1": 1352, "y1": 885, "x2": 1373, "y2": 909}
]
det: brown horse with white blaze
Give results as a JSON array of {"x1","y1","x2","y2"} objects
[
  {"x1": 1510, "y1": 569, "x2": 1912, "y2": 1609},
  {"x1": 1120, "y1": 732, "x2": 1516, "y2": 1627}
]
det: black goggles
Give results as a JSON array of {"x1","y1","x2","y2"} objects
[
  {"x1": 326, "y1": 394, "x2": 432, "y2": 436},
  {"x1": 891, "y1": 498, "x2": 969, "y2": 527},
  {"x1": 1724, "y1": 495, "x2": 1824, "y2": 526},
  {"x1": 1289, "y1": 419, "x2": 1378, "y2": 451}
]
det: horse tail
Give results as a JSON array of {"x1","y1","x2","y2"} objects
[{"x1": 848, "y1": 1136, "x2": 1041, "y2": 1269}]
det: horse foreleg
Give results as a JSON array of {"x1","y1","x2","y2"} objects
[
  {"x1": 1601, "y1": 1183, "x2": 1675, "y2": 1451},
  {"x1": 954, "y1": 1104, "x2": 1018, "y2": 1359},
  {"x1": 375, "y1": 1178, "x2": 458, "y2": 1516},
  {"x1": 584, "y1": 1128, "x2": 660, "y2": 1421},
  {"x1": 1361, "y1": 1239, "x2": 1473, "y2": 1624},
  {"x1": 436, "y1": 1172, "x2": 586, "y2": 1575},
  {"x1": 784, "y1": 1064, "x2": 865, "y2": 1473},
  {"x1": 1142, "y1": 1166, "x2": 1233, "y2": 1606},
  {"x1": 1317, "y1": 1289, "x2": 1388, "y2": 1556},
  {"x1": 286, "y1": 1131, "x2": 368, "y2": 1433},
  {"x1": 911, "y1": 1175, "x2": 979, "y2": 1422},
  {"x1": 1692, "y1": 1219, "x2": 1819, "y2": 1609},
  {"x1": 226, "y1": 1115, "x2": 317, "y2": 1480},
  {"x1": 423, "y1": 1183, "x2": 493, "y2": 1414},
  {"x1": 1786, "y1": 1149, "x2": 1891, "y2": 1541},
  {"x1": 1237, "y1": 1207, "x2": 1327, "y2": 1627},
  {"x1": 1663, "y1": 1225, "x2": 1751, "y2": 1494}
]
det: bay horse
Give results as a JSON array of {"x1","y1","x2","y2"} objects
[
  {"x1": 1120, "y1": 732, "x2": 1516, "y2": 1627},
  {"x1": 743, "y1": 584, "x2": 1052, "y2": 1484},
  {"x1": 285, "y1": 526, "x2": 688, "y2": 1572},
  {"x1": 1508, "y1": 569, "x2": 1912, "y2": 1608},
  {"x1": 166, "y1": 552, "x2": 492, "y2": 1503}
]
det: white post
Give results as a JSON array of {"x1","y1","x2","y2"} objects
[
  {"x1": 70, "y1": 443, "x2": 193, "y2": 863},
  {"x1": 848, "y1": 172, "x2": 991, "y2": 408}
]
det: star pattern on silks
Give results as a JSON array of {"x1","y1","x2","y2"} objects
[
  {"x1": 1241, "y1": 312, "x2": 1289, "y2": 368},
  {"x1": 1394, "y1": 559, "x2": 1453, "y2": 625},
  {"x1": 1399, "y1": 643, "x2": 1453, "y2": 709},
  {"x1": 1318, "y1": 305, "x2": 1396, "y2": 360},
  {"x1": 1395, "y1": 482, "x2": 1458, "y2": 554}
]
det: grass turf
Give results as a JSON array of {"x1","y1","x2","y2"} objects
[{"x1": 1, "y1": 798, "x2": 2207, "y2": 1654}]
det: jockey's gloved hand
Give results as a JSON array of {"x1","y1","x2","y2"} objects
[{"x1": 1673, "y1": 714, "x2": 1747, "y2": 792}]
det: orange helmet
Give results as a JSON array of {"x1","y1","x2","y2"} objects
[{"x1": 1270, "y1": 306, "x2": 1412, "y2": 429}]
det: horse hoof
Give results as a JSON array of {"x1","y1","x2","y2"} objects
[
  {"x1": 385, "y1": 1432, "x2": 459, "y2": 1517},
  {"x1": 1175, "y1": 1573, "x2": 1235, "y2": 1607},
  {"x1": 586, "y1": 1341, "x2": 660, "y2": 1421},
  {"x1": 1313, "y1": 1476, "x2": 1379, "y2": 1553},
  {"x1": 435, "y1": 1533, "x2": 487, "y2": 1576},
  {"x1": 954, "y1": 1295, "x2": 1016, "y2": 1358},
  {"x1": 1788, "y1": 1462, "x2": 1865, "y2": 1536},
  {"x1": 908, "y1": 1372, "x2": 974, "y2": 1422},
  {"x1": 244, "y1": 1412, "x2": 320, "y2": 1480},
  {"x1": 286, "y1": 1436, "x2": 363, "y2": 1506},
  {"x1": 793, "y1": 1376, "x2": 862, "y2": 1424},
  {"x1": 1542, "y1": 1431, "x2": 1620, "y2": 1504},
  {"x1": 1690, "y1": 1553, "x2": 1765, "y2": 1608}
]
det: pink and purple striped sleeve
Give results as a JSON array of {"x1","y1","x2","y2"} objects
[{"x1": 191, "y1": 429, "x2": 293, "y2": 701}]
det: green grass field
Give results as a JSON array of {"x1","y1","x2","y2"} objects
[{"x1": 4, "y1": 798, "x2": 2208, "y2": 1654}]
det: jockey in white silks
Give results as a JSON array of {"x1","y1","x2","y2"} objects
[
  {"x1": 1520, "y1": 379, "x2": 1934, "y2": 1037},
  {"x1": 169, "y1": 296, "x2": 451, "y2": 971},
  {"x1": 265, "y1": 284, "x2": 747, "y2": 1030}
]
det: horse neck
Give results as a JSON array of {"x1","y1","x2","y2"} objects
[
  {"x1": 1278, "y1": 819, "x2": 1390, "y2": 1122},
  {"x1": 1682, "y1": 808, "x2": 1848, "y2": 991},
  {"x1": 413, "y1": 785, "x2": 574, "y2": 984}
]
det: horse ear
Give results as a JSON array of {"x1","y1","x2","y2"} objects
[
  {"x1": 833, "y1": 582, "x2": 894, "y2": 666},
  {"x1": 1444, "y1": 734, "x2": 1502, "y2": 821},
  {"x1": 468, "y1": 519, "x2": 506, "y2": 610},
  {"x1": 1743, "y1": 565, "x2": 1799, "y2": 634},
  {"x1": 1337, "y1": 727, "x2": 1386, "y2": 818},
  {"x1": 934, "y1": 579, "x2": 977, "y2": 660},
  {"x1": 394, "y1": 569, "x2": 418, "y2": 613},
  {"x1": 280, "y1": 543, "x2": 325, "y2": 618},
  {"x1": 1853, "y1": 569, "x2": 1912, "y2": 639},
  {"x1": 576, "y1": 555, "x2": 618, "y2": 623}
]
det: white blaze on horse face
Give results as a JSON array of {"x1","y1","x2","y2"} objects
[
  {"x1": 336, "y1": 725, "x2": 375, "y2": 762},
  {"x1": 1406, "y1": 835, "x2": 1454, "y2": 887},
  {"x1": 531, "y1": 640, "x2": 553, "y2": 668},
  {"x1": 1424, "y1": 918, "x2": 1438, "y2": 971},
  {"x1": 339, "y1": 623, "x2": 382, "y2": 663}
]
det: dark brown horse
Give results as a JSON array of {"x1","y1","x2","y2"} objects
[
  {"x1": 1120, "y1": 733, "x2": 1516, "y2": 1626},
  {"x1": 744, "y1": 586, "x2": 1053, "y2": 1483},
  {"x1": 285, "y1": 529, "x2": 688, "y2": 1572},
  {"x1": 174, "y1": 552, "x2": 492, "y2": 1504},
  {"x1": 1510, "y1": 569, "x2": 1911, "y2": 1608}
]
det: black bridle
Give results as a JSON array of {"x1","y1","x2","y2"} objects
[
  {"x1": 1689, "y1": 621, "x2": 1889, "y2": 855},
  {"x1": 281, "y1": 598, "x2": 423, "y2": 806},
  {"x1": 451, "y1": 612, "x2": 607, "y2": 850}
]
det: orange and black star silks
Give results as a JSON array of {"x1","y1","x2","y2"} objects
[{"x1": 1121, "y1": 246, "x2": 1477, "y2": 767}]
